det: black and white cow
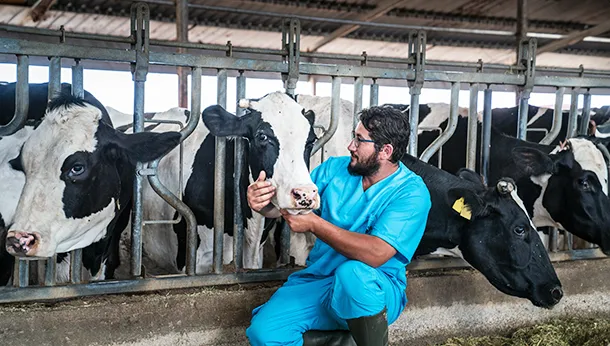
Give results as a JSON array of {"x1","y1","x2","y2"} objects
[
  {"x1": 404, "y1": 154, "x2": 562, "y2": 308},
  {"x1": 416, "y1": 116, "x2": 610, "y2": 254},
  {"x1": 111, "y1": 91, "x2": 319, "y2": 276},
  {"x1": 4, "y1": 94, "x2": 181, "y2": 281}
]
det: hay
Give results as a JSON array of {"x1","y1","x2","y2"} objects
[{"x1": 438, "y1": 317, "x2": 610, "y2": 346}]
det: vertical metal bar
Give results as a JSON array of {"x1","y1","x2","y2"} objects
[
  {"x1": 131, "y1": 80, "x2": 146, "y2": 278},
  {"x1": 234, "y1": 71, "x2": 246, "y2": 272},
  {"x1": 176, "y1": 0, "x2": 188, "y2": 108},
  {"x1": 567, "y1": 88, "x2": 580, "y2": 138},
  {"x1": 480, "y1": 88, "x2": 492, "y2": 185},
  {"x1": 516, "y1": 0, "x2": 527, "y2": 62},
  {"x1": 466, "y1": 84, "x2": 479, "y2": 170},
  {"x1": 70, "y1": 60, "x2": 84, "y2": 284},
  {"x1": 43, "y1": 56, "x2": 62, "y2": 286},
  {"x1": 353, "y1": 76, "x2": 364, "y2": 130},
  {"x1": 579, "y1": 90, "x2": 592, "y2": 136},
  {"x1": 370, "y1": 80, "x2": 379, "y2": 107},
  {"x1": 517, "y1": 90, "x2": 530, "y2": 140},
  {"x1": 420, "y1": 82, "x2": 460, "y2": 163},
  {"x1": 214, "y1": 69, "x2": 227, "y2": 274},
  {"x1": 540, "y1": 87, "x2": 565, "y2": 145},
  {"x1": 14, "y1": 260, "x2": 28, "y2": 287},
  {"x1": 186, "y1": 66, "x2": 201, "y2": 275},
  {"x1": 408, "y1": 91, "x2": 420, "y2": 157},
  {"x1": 0, "y1": 55, "x2": 29, "y2": 136},
  {"x1": 311, "y1": 77, "x2": 341, "y2": 156}
]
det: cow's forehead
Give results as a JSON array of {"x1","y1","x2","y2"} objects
[
  {"x1": 250, "y1": 92, "x2": 310, "y2": 134},
  {"x1": 508, "y1": 189, "x2": 536, "y2": 229},
  {"x1": 23, "y1": 103, "x2": 101, "y2": 167},
  {"x1": 553, "y1": 138, "x2": 608, "y2": 194}
]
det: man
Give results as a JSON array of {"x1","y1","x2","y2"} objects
[{"x1": 245, "y1": 106, "x2": 431, "y2": 346}]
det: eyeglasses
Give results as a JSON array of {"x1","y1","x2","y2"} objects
[{"x1": 351, "y1": 131, "x2": 375, "y2": 148}]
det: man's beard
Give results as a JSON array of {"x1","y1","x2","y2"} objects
[{"x1": 348, "y1": 152, "x2": 381, "y2": 176}]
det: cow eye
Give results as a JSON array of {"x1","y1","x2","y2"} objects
[
  {"x1": 579, "y1": 179, "x2": 590, "y2": 191},
  {"x1": 257, "y1": 133, "x2": 268, "y2": 142},
  {"x1": 514, "y1": 226, "x2": 525, "y2": 236},
  {"x1": 69, "y1": 164, "x2": 85, "y2": 177}
]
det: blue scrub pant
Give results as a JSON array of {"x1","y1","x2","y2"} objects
[{"x1": 246, "y1": 260, "x2": 406, "y2": 346}]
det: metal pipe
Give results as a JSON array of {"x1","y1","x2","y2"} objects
[
  {"x1": 567, "y1": 88, "x2": 580, "y2": 138},
  {"x1": 311, "y1": 76, "x2": 341, "y2": 156},
  {"x1": 480, "y1": 88, "x2": 492, "y2": 185},
  {"x1": 131, "y1": 80, "x2": 146, "y2": 278},
  {"x1": 146, "y1": 67, "x2": 201, "y2": 276},
  {"x1": 0, "y1": 55, "x2": 29, "y2": 136},
  {"x1": 176, "y1": 0, "x2": 189, "y2": 108},
  {"x1": 420, "y1": 82, "x2": 460, "y2": 163},
  {"x1": 579, "y1": 91, "x2": 592, "y2": 136},
  {"x1": 516, "y1": 90, "x2": 531, "y2": 140},
  {"x1": 516, "y1": 0, "x2": 528, "y2": 62},
  {"x1": 540, "y1": 87, "x2": 565, "y2": 145},
  {"x1": 408, "y1": 91, "x2": 420, "y2": 157},
  {"x1": 353, "y1": 76, "x2": 363, "y2": 131},
  {"x1": 214, "y1": 69, "x2": 227, "y2": 275},
  {"x1": 13, "y1": 259, "x2": 28, "y2": 288},
  {"x1": 234, "y1": 72, "x2": 246, "y2": 271},
  {"x1": 370, "y1": 81, "x2": 379, "y2": 107},
  {"x1": 466, "y1": 84, "x2": 479, "y2": 170},
  {"x1": 69, "y1": 61, "x2": 84, "y2": 284}
]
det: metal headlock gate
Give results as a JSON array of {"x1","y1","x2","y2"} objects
[{"x1": 1, "y1": 2, "x2": 610, "y2": 303}]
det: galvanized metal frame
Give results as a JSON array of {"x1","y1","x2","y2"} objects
[{"x1": 1, "y1": 2, "x2": 610, "y2": 303}]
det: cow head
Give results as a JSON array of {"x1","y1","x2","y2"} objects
[
  {"x1": 448, "y1": 172, "x2": 563, "y2": 308},
  {"x1": 5, "y1": 94, "x2": 181, "y2": 258},
  {"x1": 511, "y1": 138, "x2": 610, "y2": 254},
  {"x1": 202, "y1": 91, "x2": 319, "y2": 214}
]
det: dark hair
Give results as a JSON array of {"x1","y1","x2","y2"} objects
[{"x1": 359, "y1": 106, "x2": 410, "y2": 163}]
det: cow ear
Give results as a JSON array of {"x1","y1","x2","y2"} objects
[
  {"x1": 511, "y1": 147, "x2": 555, "y2": 176},
  {"x1": 446, "y1": 187, "x2": 488, "y2": 220},
  {"x1": 202, "y1": 105, "x2": 249, "y2": 137},
  {"x1": 109, "y1": 131, "x2": 181, "y2": 164},
  {"x1": 456, "y1": 168, "x2": 485, "y2": 188},
  {"x1": 552, "y1": 149, "x2": 576, "y2": 172}
]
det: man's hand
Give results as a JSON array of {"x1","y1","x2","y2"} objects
[
  {"x1": 280, "y1": 209, "x2": 320, "y2": 233},
  {"x1": 247, "y1": 171, "x2": 276, "y2": 213}
]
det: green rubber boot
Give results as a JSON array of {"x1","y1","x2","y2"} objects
[
  {"x1": 302, "y1": 330, "x2": 356, "y2": 346},
  {"x1": 346, "y1": 308, "x2": 389, "y2": 346}
]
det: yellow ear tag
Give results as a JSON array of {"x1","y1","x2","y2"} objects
[{"x1": 452, "y1": 197, "x2": 472, "y2": 220}]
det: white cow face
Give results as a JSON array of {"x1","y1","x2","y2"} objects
[
  {"x1": 202, "y1": 91, "x2": 320, "y2": 213},
  {"x1": 6, "y1": 95, "x2": 181, "y2": 258}
]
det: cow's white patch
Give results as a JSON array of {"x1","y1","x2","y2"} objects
[
  {"x1": 509, "y1": 189, "x2": 536, "y2": 229},
  {"x1": 194, "y1": 225, "x2": 234, "y2": 274},
  {"x1": 526, "y1": 107, "x2": 550, "y2": 126},
  {"x1": 430, "y1": 246, "x2": 464, "y2": 258},
  {"x1": 418, "y1": 103, "x2": 469, "y2": 134},
  {"x1": 0, "y1": 126, "x2": 34, "y2": 225},
  {"x1": 551, "y1": 138, "x2": 608, "y2": 195},
  {"x1": 9, "y1": 102, "x2": 114, "y2": 257},
  {"x1": 249, "y1": 92, "x2": 318, "y2": 211},
  {"x1": 530, "y1": 173, "x2": 564, "y2": 229}
]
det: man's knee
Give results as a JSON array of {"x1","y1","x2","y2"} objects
[
  {"x1": 246, "y1": 319, "x2": 273, "y2": 346},
  {"x1": 247, "y1": 315, "x2": 301, "y2": 346},
  {"x1": 335, "y1": 260, "x2": 378, "y2": 288}
]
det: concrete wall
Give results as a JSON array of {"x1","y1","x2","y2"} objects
[{"x1": 2, "y1": 258, "x2": 610, "y2": 346}]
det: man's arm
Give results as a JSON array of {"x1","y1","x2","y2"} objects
[{"x1": 280, "y1": 211, "x2": 396, "y2": 268}]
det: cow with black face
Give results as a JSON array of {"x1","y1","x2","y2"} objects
[
  {"x1": 416, "y1": 116, "x2": 610, "y2": 254},
  {"x1": 5, "y1": 94, "x2": 181, "y2": 279},
  {"x1": 405, "y1": 155, "x2": 563, "y2": 308}
]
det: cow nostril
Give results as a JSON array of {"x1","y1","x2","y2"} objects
[{"x1": 551, "y1": 287, "x2": 563, "y2": 302}]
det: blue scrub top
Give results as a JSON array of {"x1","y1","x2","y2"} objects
[{"x1": 287, "y1": 156, "x2": 431, "y2": 290}]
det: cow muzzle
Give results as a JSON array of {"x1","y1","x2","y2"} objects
[
  {"x1": 291, "y1": 184, "x2": 319, "y2": 210},
  {"x1": 5, "y1": 230, "x2": 41, "y2": 257}
]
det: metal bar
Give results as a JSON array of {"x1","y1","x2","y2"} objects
[
  {"x1": 176, "y1": 0, "x2": 189, "y2": 108},
  {"x1": 312, "y1": 76, "x2": 341, "y2": 156},
  {"x1": 131, "y1": 81, "x2": 145, "y2": 278},
  {"x1": 47, "y1": 56, "x2": 61, "y2": 100},
  {"x1": 420, "y1": 82, "x2": 460, "y2": 163},
  {"x1": 408, "y1": 91, "x2": 420, "y2": 157},
  {"x1": 69, "y1": 61, "x2": 84, "y2": 285},
  {"x1": 0, "y1": 269, "x2": 298, "y2": 304},
  {"x1": 234, "y1": 72, "x2": 246, "y2": 272},
  {"x1": 214, "y1": 69, "x2": 227, "y2": 275},
  {"x1": 480, "y1": 88, "x2": 492, "y2": 185},
  {"x1": 538, "y1": 21, "x2": 610, "y2": 54},
  {"x1": 516, "y1": 89, "x2": 531, "y2": 140},
  {"x1": 353, "y1": 76, "x2": 364, "y2": 130},
  {"x1": 370, "y1": 81, "x2": 379, "y2": 107},
  {"x1": 0, "y1": 38, "x2": 135, "y2": 62},
  {"x1": 0, "y1": 55, "x2": 29, "y2": 136},
  {"x1": 516, "y1": 0, "x2": 527, "y2": 63},
  {"x1": 540, "y1": 87, "x2": 565, "y2": 145},
  {"x1": 13, "y1": 259, "x2": 28, "y2": 288},
  {"x1": 567, "y1": 88, "x2": 580, "y2": 138},
  {"x1": 579, "y1": 91, "x2": 592, "y2": 136},
  {"x1": 466, "y1": 84, "x2": 479, "y2": 170}
]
